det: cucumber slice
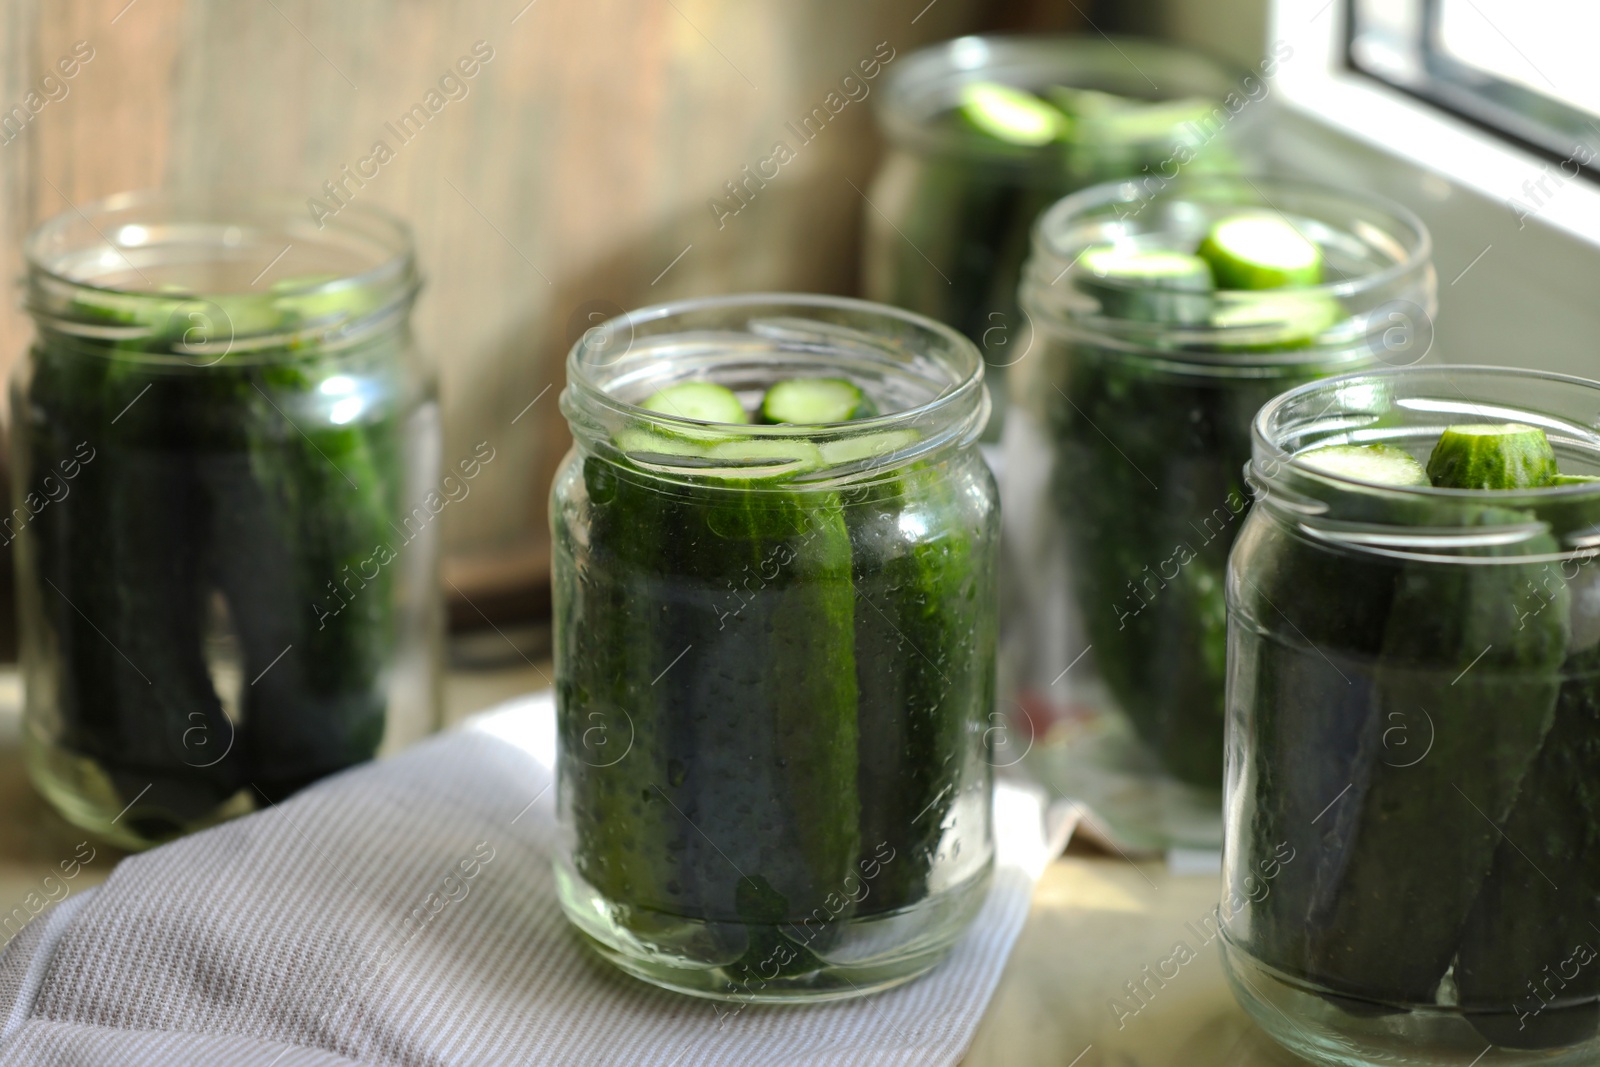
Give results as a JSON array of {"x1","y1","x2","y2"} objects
[
  {"x1": 1210, "y1": 291, "x2": 1342, "y2": 349},
  {"x1": 1298, "y1": 443, "x2": 1430, "y2": 487},
  {"x1": 759, "y1": 378, "x2": 877, "y2": 425},
  {"x1": 957, "y1": 81, "x2": 1066, "y2": 146},
  {"x1": 640, "y1": 382, "x2": 750, "y2": 424},
  {"x1": 818, "y1": 429, "x2": 921, "y2": 467},
  {"x1": 1049, "y1": 87, "x2": 1217, "y2": 145},
  {"x1": 700, "y1": 438, "x2": 824, "y2": 479},
  {"x1": 1079, "y1": 244, "x2": 1214, "y2": 325},
  {"x1": 1426, "y1": 423, "x2": 1559, "y2": 490},
  {"x1": 1197, "y1": 214, "x2": 1323, "y2": 291},
  {"x1": 1553, "y1": 474, "x2": 1600, "y2": 486}
]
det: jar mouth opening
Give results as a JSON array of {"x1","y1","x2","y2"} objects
[
  {"x1": 564, "y1": 293, "x2": 988, "y2": 482},
  {"x1": 1034, "y1": 176, "x2": 1434, "y2": 303},
  {"x1": 25, "y1": 190, "x2": 420, "y2": 364},
  {"x1": 1250, "y1": 365, "x2": 1600, "y2": 560},
  {"x1": 1023, "y1": 176, "x2": 1436, "y2": 362},
  {"x1": 876, "y1": 34, "x2": 1249, "y2": 164}
]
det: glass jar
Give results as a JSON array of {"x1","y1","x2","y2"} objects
[
  {"x1": 1223, "y1": 366, "x2": 1600, "y2": 1067},
  {"x1": 1005, "y1": 176, "x2": 1435, "y2": 849},
  {"x1": 863, "y1": 35, "x2": 1258, "y2": 437},
  {"x1": 551, "y1": 293, "x2": 997, "y2": 1001},
  {"x1": 15, "y1": 192, "x2": 442, "y2": 851}
]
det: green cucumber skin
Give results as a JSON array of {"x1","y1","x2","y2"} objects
[
  {"x1": 1225, "y1": 513, "x2": 1400, "y2": 986},
  {"x1": 557, "y1": 455, "x2": 861, "y2": 939},
  {"x1": 846, "y1": 459, "x2": 997, "y2": 913},
  {"x1": 1456, "y1": 616, "x2": 1600, "y2": 1048},
  {"x1": 20, "y1": 345, "x2": 246, "y2": 825},
  {"x1": 1049, "y1": 342, "x2": 1332, "y2": 787},
  {"x1": 555, "y1": 445, "x2": 995, "y2": 954},
  {"x1": 1229, "y1": 503, "x2": 1570, "y2": 1007},
  {"x1": 18, "y1": 325, "x2": 409, "y2": 828},
  {"x1": 213, "y1": 363, "x2": 401, "y2": 800},
  {"x1": 1427, "y1": 425, "x2": 1559, "y2": 490},
  {"x1": 1301, "y1": 517, "x2": 1566, "y2": 1003}
]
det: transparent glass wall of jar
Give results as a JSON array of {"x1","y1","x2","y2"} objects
[
  {"x1": 862, "y1": 35, "x2": 1259, "y2": 438},
  {"x1": 1005, "y1": 176, "x2": 1435, "y2": 849},
  {"x1": 14, "y1": 192, "x2": 443, "y2": 850},
  {"x1": 1223, "y1": 366, "x2": 1600, "y2": 1067},
  {"x1": 551, "y1": 293, "x2": 997, "y2": 1001}
]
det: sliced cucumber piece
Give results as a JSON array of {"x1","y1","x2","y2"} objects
[
  {"x1": 1079, "y1": 244, "x2": 1214, "y2": 325},
  {"x1": 1297, "y1": 443, "x2": 1429, "y2": 487},
  {"x1": 759, "y1": 378, "x2": 877, "y2": 425},
  {"x1": 958, "y1": 81, "x2": 1066, "y2": 147},
  {"x1": 1197, "y1": 214, "x2": 1323, "y2": 291},
  {"x1": 1426, "y1": 423, "x2": 1559, "y2": 491},
  {"x1": 640, "y1": 382, "x2": 750, "y2": 424},
  {"x1": 818, "y1": 429, "x2": 921, "y2": 467},
  {"x1": 1553, "y1": 474, "x2": 1600, "y2": 486},
  {"x1": 1210, "y1": 291, "x2": 1342, "y2": 349},
  {"x1": 700, "y1": 438, "x2": 824, "y2": 479}
]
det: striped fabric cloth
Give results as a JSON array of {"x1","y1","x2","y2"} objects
[{"x1": 0, "y1": 693, "x2": 1067, "y2": 1066}]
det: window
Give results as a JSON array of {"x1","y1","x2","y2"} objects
[{"x1": 1347, "y1": 0, "x2": 1600, "y2": 177}]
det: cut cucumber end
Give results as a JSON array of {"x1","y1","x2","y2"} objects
[
  {"x1": 699, "y1": 438, "x2": 824, "y2": 480},
  {"x1": 759, "y1": 378, "x2": 877, "y2": 425},
  {"x1": 1209, "y1": 291, "x2": 1343, "y2": 349},
  {"x1": 640, "y1": 382, "x2": 751, "y2": 424},
  {"x1": 958, "y1": 81, "x2": 1066, "y2": 146},
  {"x1": 1079, "y1": 245, "x2": 1214, "y2": 325},
  {"x1": 1426, "y1": 423, "x2": 1559, "y2": 490},
  {"x1": 1197, "y1": 214, "x2": 1323, "y2": 291},
  {"x1": 1297, "y1": 443, "x2": 1430, "y2": 487},
  {"x1": 1081, "y1": 245, "x2": 1214, "y2": 289}
]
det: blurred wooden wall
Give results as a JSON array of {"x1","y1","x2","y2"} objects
[{"x1": 0, "y1": 0, "x2": 1076, "y2": 621}]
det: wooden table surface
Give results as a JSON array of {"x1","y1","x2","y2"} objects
[{"x1": 0, "y1": 664, "x2": 1309, "y2": 1065}]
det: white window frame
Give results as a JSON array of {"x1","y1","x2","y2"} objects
[{"x1": 1270, "y1": 0, "x2": 1600, "y2": 246}]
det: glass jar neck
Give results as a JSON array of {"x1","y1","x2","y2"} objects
[
  {"x1": 25, "y1": 191, "x2": 419, "y2": 367},
  {"x1": 562, "y1": 293, "x2": 988, "y2": 487},
  {"x1": 1249, "y1": 365, "x2": 1600, "y2": 562},
  {"x1": 1022, "y1": 176, "x2": 1437, "y2": 373}
]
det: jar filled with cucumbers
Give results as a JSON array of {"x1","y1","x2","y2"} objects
[
  {"x1": 1005, "y1": 176, "x2": 1436, "y2": 849},
  {"x1": 863, "y1": 35, "x2": 1257, "y2": 438},
  {"x1": 15, "y1": 193, "x2": 443, "y2": 850},
  {"x1": 1224, "y1": 366, "x2": 1600, "y2": 1067},
  {"x1": 552, "y1": 293, "x2": 997, "y2": 1001}
]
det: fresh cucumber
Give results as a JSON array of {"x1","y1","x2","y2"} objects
[
  {"x1": 1079, "y1": 245, "x2": 1214, "y2": 326},
  {"x1": 559, "y1": 437, "x2": 861, "y2": 956},
  {"x1": 759, "y1": 378, "x2": 877, "y2": 424},
  {"x1": 1297, "y1": 443, "x2": 1430, "y2": 486},
  {"x1": 957, "y1": 81, "x2": 1066, "y2": 146},
  {"x1": 846, "y1": 457, "x2": 995, "y2": 912},
  {"x1": 1427, "y1": 423, "x2": 1559, "y2": 490},
  {"x1": 1209, "y1": 291, "x2": 1343, "y2": 350},
  {"x1": 1455, "y1": 642, "x2": 1600, "y2": 1049},
  {"x1": 1301, "y1": 505, "x2": 1566, "y2": 1003},
  {"x1": 1197, "y1": 214, "x2": 1323, "y2": 291}
]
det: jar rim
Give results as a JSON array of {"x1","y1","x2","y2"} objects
[
  {"x1": 563, "y1": 292, "x2": 989, "y2": 481},
  {"x1": 1249, "y1": 365, "x2": 1600, "y2": 561},
  {"x1": 1022, "y1": 175, "x2": 1436, "y2": 368},
  {"x1": 1034, "y1": 175, "x2": 1434, "y2": 304},
  {"x1": 24, "y1": 189, "x2": 420, "y2": 363},
  {"x1": 875, "y1": 34, "x2": 1251, "y2": 164}
]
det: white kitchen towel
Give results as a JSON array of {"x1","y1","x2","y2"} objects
[{"x1": 0, "y1": 692, "x2": 1073, "y2": 1067}]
